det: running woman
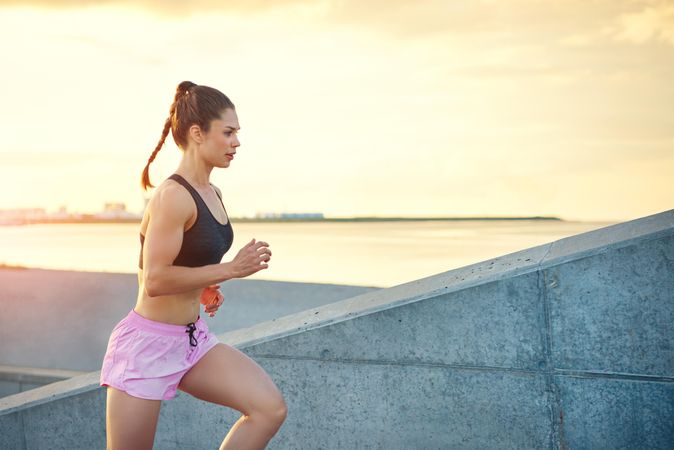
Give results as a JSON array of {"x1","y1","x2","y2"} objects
[{"x1": 100, "y1": 81, "x2": 287, "y2": 450}]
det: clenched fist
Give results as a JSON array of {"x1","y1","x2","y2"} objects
[{"x1": 200, "y1": 284, "x2": 224, "y2": 317}]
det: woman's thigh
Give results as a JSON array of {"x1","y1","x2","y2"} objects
[
  {"x1": 178, "y1": 343, "x2": 285, "y2": 416},
  {"x1": 106, "y1": 386, "x2": 162, "y2": 450}
]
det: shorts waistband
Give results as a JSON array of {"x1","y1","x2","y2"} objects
[{"x1": 126, "y1": 309, "x2": 204, "y2": 336}]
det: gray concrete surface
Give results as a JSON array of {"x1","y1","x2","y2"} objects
[
  {"x1": 0, "y1": 365, "x2": 87, "y2": 399},
  {"x1": 0, "y1": 209, "x2": 672, "y2": 449},
  {"x1": 0, "y1": 270, "x2": 376, "y2": 398},
  {"x1": 0, "y1": 269, "x2": 377, "y2": 373}
]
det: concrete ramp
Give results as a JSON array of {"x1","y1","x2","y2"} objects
[
  {"x1": 1, "y1": 209, "x2": 673, "y2": 449},
  {"x1": 0, "y1": 271, "x2": 376, "y2": 398}
]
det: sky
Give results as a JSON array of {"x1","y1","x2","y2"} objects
[{"x1": 0, "y1": 0, "x2": 672, "y2": 222}]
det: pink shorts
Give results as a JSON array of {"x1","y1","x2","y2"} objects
[{"x1": 99, "y1": 308, "x2": 220, "y2": 400}]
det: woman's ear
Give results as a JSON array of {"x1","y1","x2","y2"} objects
[{"x1": 188, "y1": 124, "x2": 204, "y2": 144}]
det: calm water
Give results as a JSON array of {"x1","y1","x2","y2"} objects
[{"x1": 0, "y1": 220, "x2": 615, "y2": 287}]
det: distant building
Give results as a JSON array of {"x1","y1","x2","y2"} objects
[
  {"x1": 254, "y1": 212, "x2": 324, "y2": 220},
  {"x1": 49, "y1": 206, "x2": 72, "y2": 220},
  {"x1": 104, "y1": 202, "x2": 126, "y2": 212},
  {"x1": 280, "y1": 213, "x2": 324, "y2": 219},
  {"x1": 0, "y1": 203, "x2": 143, "y2": 225},
  {"x1": 95, "y1": 202, "x2": 141, "y2": 220},
  {"x1": 0, "y1": 208, "x2": 47, "y2": 225}
]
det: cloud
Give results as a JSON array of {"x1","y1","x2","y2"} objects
[
  {"x1": 0, "y1": 0, "x2": 308, "y2": 15},
  {"x1": 4, "y1": 0, "x2": 671, "y2": 50},
  {"x1": 446, "y1": 63, "x2": 595, "y2": 84},
  {"x1": 310, "y1": 0, "x2": 650, "y2": 45},
  {"x1": 0, "y1": 0, "x2": 640, "y2": 38},
  {"x1": 608, "y1": 0, "x2": 674, "y2": 44}
]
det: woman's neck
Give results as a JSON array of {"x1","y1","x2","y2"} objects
[{"x1": 175, "y1": 151, "x2": 213, "y2": 188}]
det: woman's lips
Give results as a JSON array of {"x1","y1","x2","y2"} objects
[{"x1": 226, "y1": 154, "x2": 234, "y2": 160}]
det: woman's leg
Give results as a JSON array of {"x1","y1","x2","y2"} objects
[
  {"x1": 105, "y1": 386, "x2": 162, "y2": 450},
  {"x1": 177, "y1": 343, "x2": 288, "y2": 450}
]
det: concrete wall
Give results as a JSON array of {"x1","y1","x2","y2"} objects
[
  {"x1": 0, "y1": 270, "x2": 376, "y2": 397},
  {"x1": 1, "y1": 209, "x2": 672, "y2": 449},
  {"x1": 0, "y1": 269, "x2": 378, "y2": 373},
  {"x1": 0, "y1": 365, "x2": 87, "y2": 399}
]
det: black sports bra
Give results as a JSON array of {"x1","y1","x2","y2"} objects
[{"x1": 139, "y1": 173, "x2": 234, "y2": 269}]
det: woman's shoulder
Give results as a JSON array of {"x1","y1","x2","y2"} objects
[
  {"x1": 154, "y1": 176, "x2": 194, "y2": 196},
  {"x1": 147, "y1": 179, "x2": 194, "y2": 222}
]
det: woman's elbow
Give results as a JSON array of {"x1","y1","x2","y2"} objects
[{"x1": 143, "y1": 268, "x2": 164, "y2": 297}]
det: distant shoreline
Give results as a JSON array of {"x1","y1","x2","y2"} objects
[
  {"x1": 234, "y1": 216, "x2": 563, "y2": 222},
  {"x1": 1, "y1": 216, "x2": 563, "y2": 226}
]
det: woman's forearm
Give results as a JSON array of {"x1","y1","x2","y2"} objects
[{"x1": 144, "y1": 261, "x2": 237, "y2": 297}]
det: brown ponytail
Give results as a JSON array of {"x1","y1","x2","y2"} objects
[{"x1": 141, "y1": 81, "x2": 234, "y2": 190}]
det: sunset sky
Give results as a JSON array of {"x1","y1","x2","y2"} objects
[{"x1": 0, "y1": 0, "x2": 672, "y2": 222}]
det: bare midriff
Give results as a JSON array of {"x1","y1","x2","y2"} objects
[{"x1": 134, "y1": 269, "x2": 202, "y2": 325}]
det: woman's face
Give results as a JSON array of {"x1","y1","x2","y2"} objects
[{"x1": 200, "y1": 108, "x2": 240, "y2": 168}]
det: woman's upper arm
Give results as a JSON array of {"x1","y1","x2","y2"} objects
[{"x1": 142, "y1": 184, "x2": 192, "y2": 293}]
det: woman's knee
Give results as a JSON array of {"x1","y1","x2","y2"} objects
[
  {"x1": 271, "y1": 395, "x2": 288, "y2": 423},
  {"x1": 250, "y1": 390, "x2": 288, "y2": 428}
]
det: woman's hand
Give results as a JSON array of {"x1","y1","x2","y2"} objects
[
  {"x1": 200, "y1": 284, "x2": 224, "y2": 317},
  {"x1": 230, "y1": 238, "x2": 272, "y2": 278}
]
